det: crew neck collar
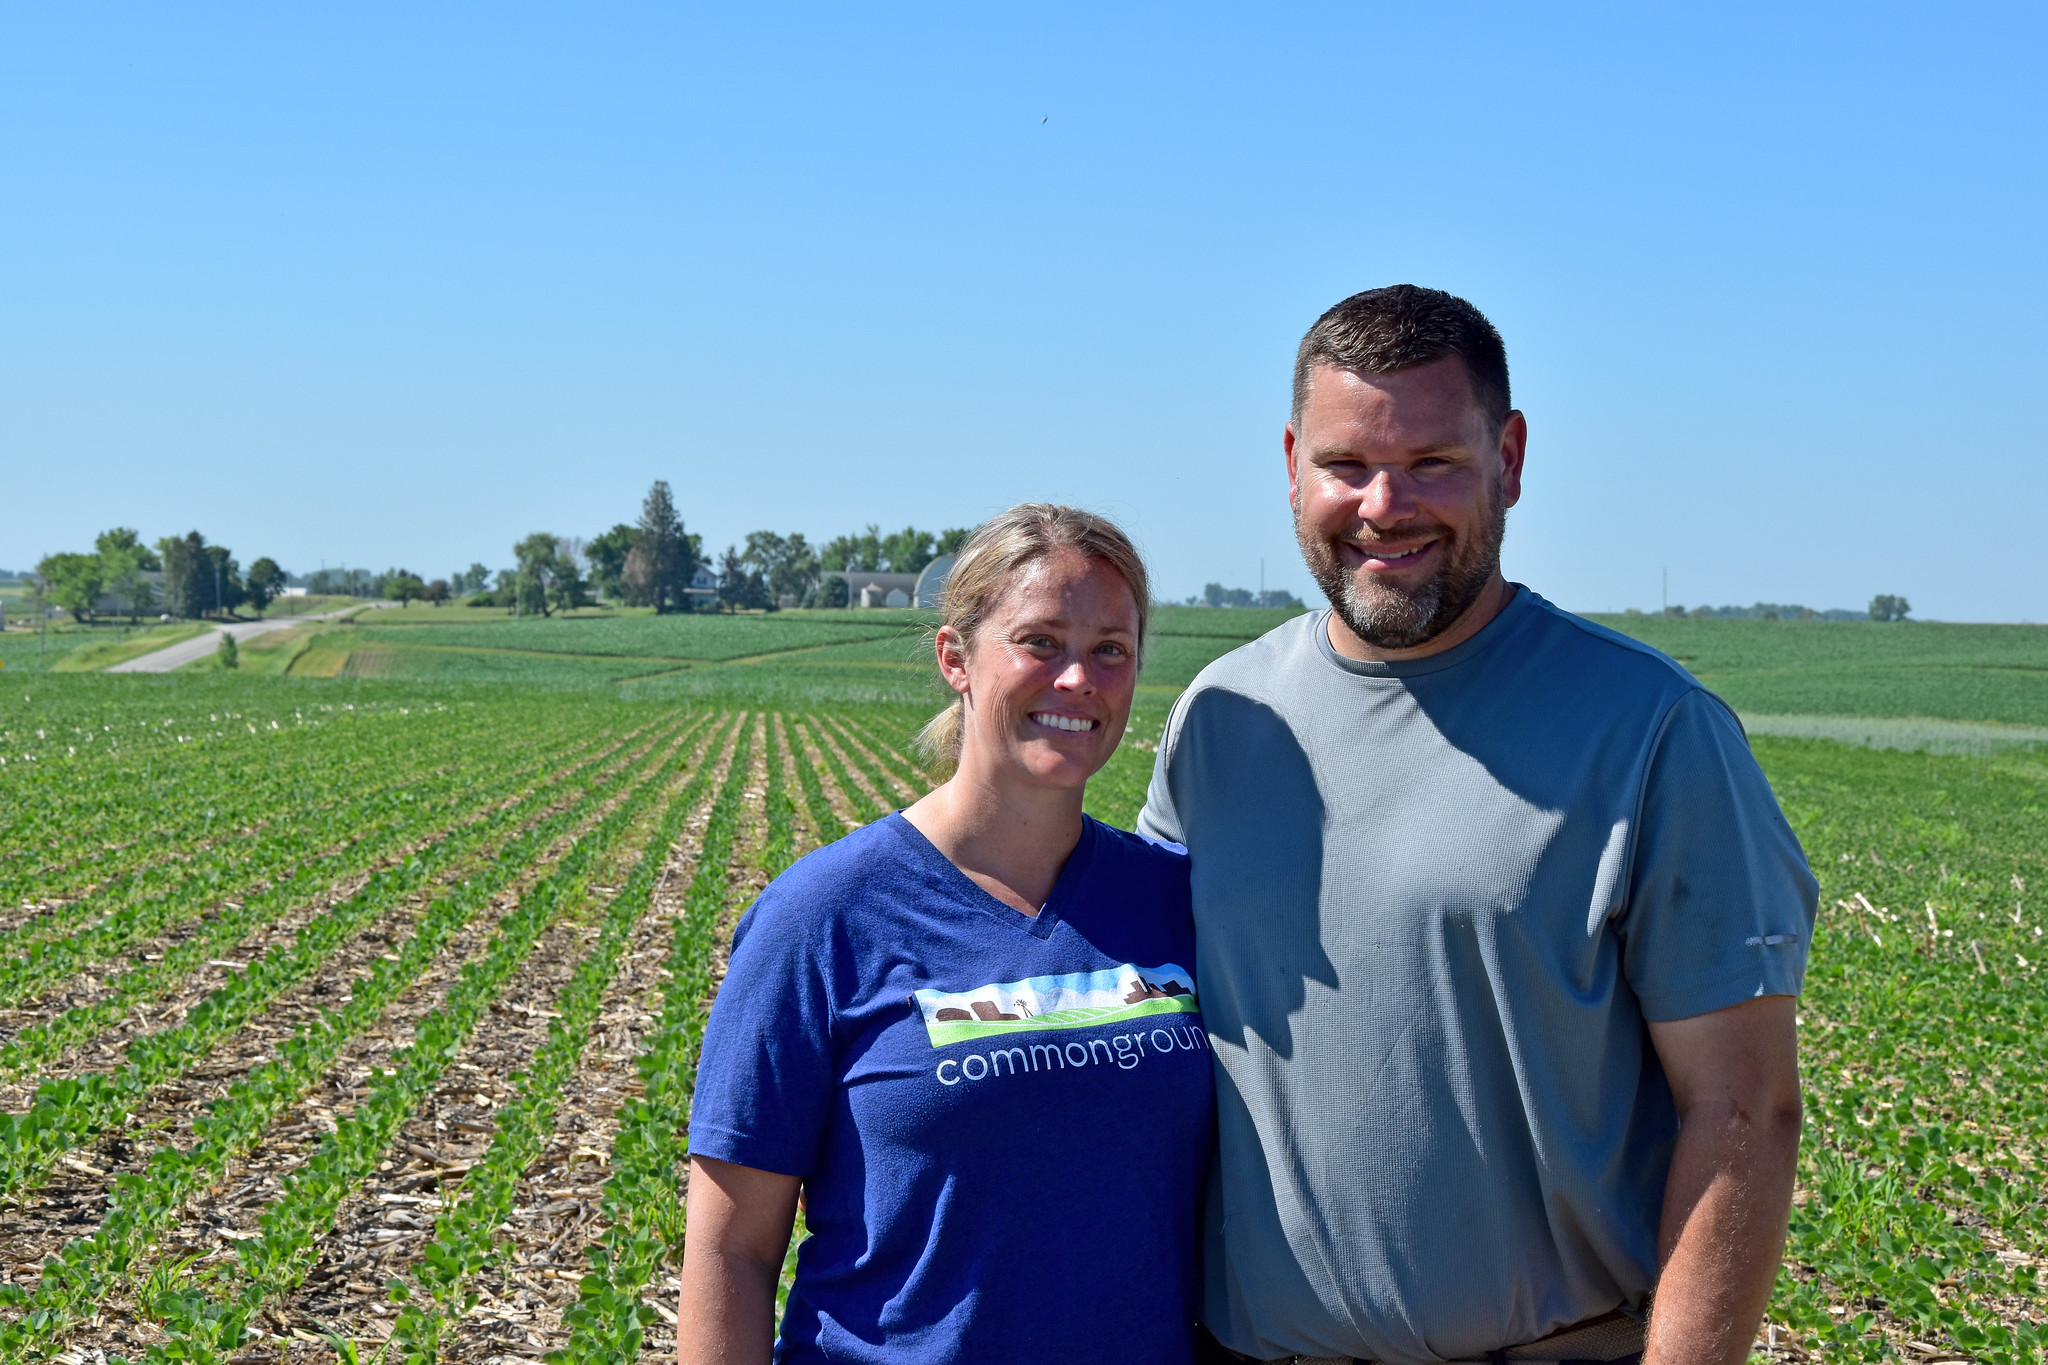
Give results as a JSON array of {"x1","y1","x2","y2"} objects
[{"x1": 1311, "y1": 583, "x2": 1532, "y2": 680}]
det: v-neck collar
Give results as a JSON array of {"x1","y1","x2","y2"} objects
[{"x1": 884, "y1": 812, "x2": 1096, "y2": 942}]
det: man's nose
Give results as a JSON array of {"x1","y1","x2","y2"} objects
[{"x1": 1357, "y1": 467, "x2": 1418, "y2": 523}]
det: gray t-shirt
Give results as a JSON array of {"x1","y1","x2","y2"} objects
[{"x1": 1138, "y1": 588, "x2": 1816, "y2": 1365}]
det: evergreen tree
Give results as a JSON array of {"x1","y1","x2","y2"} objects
[{"x1": 629, "y1": 480, "x2": 699, "y2": 613}]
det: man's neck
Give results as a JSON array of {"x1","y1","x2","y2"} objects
[{"x1": 1324, "y1": 571, "x2": 1515, "y2": 664}]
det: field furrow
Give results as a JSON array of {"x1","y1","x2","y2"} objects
[
  {"x1": 815, "y1": 713, "x2": 921, "y2": 809},
  {"x1": 0, "y1": 719, "x2": 671, "y2": 1211},
  {"x1": 0, "y1": 724, "x2": 618, "y2": 1051},
  {"x1": 0, "y1": 719, "x2": 694, "y2": 1359},
  {"x1": 546, "y1": 715, "x2": 760, "y2": 1363},
  {"x1": 785, "y1": 714, "x2": 850, "y2": 846},
  {"x1": 835, "y1": 714, "x2": 933, "y2": 802},
  {"x1": 92, "y1": 716, "x2": 718, "y2": 1362},
  {"x1": 791, "y1": 715, "x2": 877, "y2": 827}
]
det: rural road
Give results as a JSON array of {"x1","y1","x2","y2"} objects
[{"x1": 106, "y1": 604, "x2": 380, "y2": 673}]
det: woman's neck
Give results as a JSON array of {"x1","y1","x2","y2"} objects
[{"x1": 901, "y1": 758, "x2": 1086, "y2": 918}]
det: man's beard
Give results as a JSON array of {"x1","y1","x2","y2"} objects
[{"x1": 1295, "y1": 486, "x2": 1506, "y2": 651}]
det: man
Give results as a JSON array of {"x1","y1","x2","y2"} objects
[{"x1": 1139, "y1": 286, "x2": 1815, "y2": 1365}]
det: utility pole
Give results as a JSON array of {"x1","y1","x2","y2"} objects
[
  {"x1": 214, "y1": 561, "x2": 223, "y2": 621},
  {"x1": 1661, "y1": 568, "x2": 1667, "y2": 614},
  {"x1": 1259, "y1": 558, "x2": 1265, "y2": 604}
]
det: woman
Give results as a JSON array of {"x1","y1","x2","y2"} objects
[{"x1": 679, "y1": 504, "x2": 1213, "y2": 1365}]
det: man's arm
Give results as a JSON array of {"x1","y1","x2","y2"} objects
[
  {"x1": 1643, "y1": 995, "x2": 1802, "y2": 1365},
  {"x1": 676, "y1": 1155, "x2": 801, "y2": 1365}
]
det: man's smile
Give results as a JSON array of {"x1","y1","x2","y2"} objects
[{"x1": 1342, "y1": 538, "x2": 1440, "y2": 570}]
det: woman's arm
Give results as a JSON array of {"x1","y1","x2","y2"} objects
[{"x1": 677, "y1": 1155, "x2": 802, "y2": 1365}]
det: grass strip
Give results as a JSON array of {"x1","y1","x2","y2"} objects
[
  {"x1": 549, "y1": 715, "x2": 758, "y2": 1364},
  {"x1": 0, "y1": 726, "x2": 690, "y2": 1358},
  {"x1": 138, "y1": 717, "x2": 719, "y2": 1363},
  {"x1": 382, "y1": 713, "x2": 742, "y2": 1363}
]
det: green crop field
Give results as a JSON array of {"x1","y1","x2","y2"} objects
[{"x1": 0, "y1": 608, "x2": 2040, "y2": 1364}]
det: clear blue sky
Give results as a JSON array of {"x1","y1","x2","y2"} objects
[{"x1": 4, "y1": 3, "x2": 2044, "y2": 619}]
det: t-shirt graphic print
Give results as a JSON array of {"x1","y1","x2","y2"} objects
[
  {"x1": 915, "y1": 963, "x2": 1205, "y2": 1081},
  {"x1": 690, "y1": 814, "x2": 1214, "y2": 1365}
]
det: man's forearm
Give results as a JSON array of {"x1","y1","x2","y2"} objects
[{"x1": 1645, "y1": 1096, "x2": 1801, "y2": 1365}]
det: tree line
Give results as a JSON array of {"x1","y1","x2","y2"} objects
[
  {"x1": 30, "y1": 482, "x2": 978, "y2": 624},
  {"x1": 34, "y1": 530, "x2": 288, "y2": 623},
  {"x1": 470, "y1": 481, "x2": 973, "y2": 617}
]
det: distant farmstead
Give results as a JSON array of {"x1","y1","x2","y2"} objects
[
  {"x1": 818, "y1": 556, "x2": 955, "y2": 609},
  {"x1": 820, "y1": 570, "x2": 918, "y2": 608}
]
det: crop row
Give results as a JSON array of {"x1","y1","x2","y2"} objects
[
  {"x1": 0, "y1": 720, "x2": 613, "y2": 1025},
  {"x1": 0, "y1": 716, "x2": 695, "y2": 1358},
  {"x1": 0, "y1": 696, "x2": 509, "y2": 901},
  {"x1": 0, "y1": 724, "x2": 618, "y2": 1085},
  {"x1": 0, "y1": 712, "x2": 602, "y2": 978},
  {"x1": 786, "y1": 714, "x2": 848, "y2": 845},
  {"x1": 0, "y1": 719, "x2": 666, "y2": 1207},
  {"x1": 383, "y1": 713, "x2": 746, "y2": 1364},
  {"x1": 135, "y1": 715, "x2": 721, "y2": 1363},
  {"x1": 794, "y1": 716, "x2": 884, "y2": 825},
  {"x1": 549, "y1": 714, "x2": 760, "y2": 1362}
]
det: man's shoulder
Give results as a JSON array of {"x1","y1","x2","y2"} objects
[
  {"x1": 1508, "y1": 595, "x2": 1743, "y2": 740},
  {"x1": 1515, "y1": 594, "x2": 1704, "y2": 693},
  {"x1": 1178, "y1": 609, "x2": 1325, "y2": 698}
]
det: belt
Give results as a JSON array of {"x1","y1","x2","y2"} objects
[{"x1": 1215, "y1": 1308, "x2": 1647, "y2": 1365}]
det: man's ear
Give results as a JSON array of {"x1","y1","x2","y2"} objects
[
  {"x1": 1284, "y1": 421, "x2": 1302, "y2": 510},
  {"x1": 1497, "y1": 410, "x2": 1528, "y2": 509}
]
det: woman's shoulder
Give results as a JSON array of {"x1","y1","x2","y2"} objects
[
  {"x1": 1083, "y1": 817, "x2": 1191, "y2": 893},
  {"x1": 736, "y1": 816, "x2": 929, "y2": 943}
]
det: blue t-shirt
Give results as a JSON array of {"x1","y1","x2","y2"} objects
[{"x1": 690, "y1": 813, "x2": 1215, "y2": 1365}]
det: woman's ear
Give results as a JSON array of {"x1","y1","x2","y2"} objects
[{"x1": 934, "y1": 625, "x2": 971, "y2": 697}]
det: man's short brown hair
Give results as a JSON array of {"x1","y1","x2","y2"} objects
[{"x1": 1292, "y1": 285, "x2": 1512, "y2": 432}]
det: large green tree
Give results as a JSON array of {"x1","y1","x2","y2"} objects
[
  {"x1": 741, "y1": 531, "x2": 818, "y2": 609},
  {"x1": 198, "y1": 545, "x2": 244, "y2": 616},
  {"x1": 585, "y1": 523, "x2": 636, "y2": 602},
  {"x1": 95, "y1": 528, "x2": 160, "y2": 623},
  {"x1": 156, "y1": 532, "x2": 208, "y2": 619},
  {"x1": 511, "y1": 534, "x2": 589, "y2": 616},
  {"x1": 626, "y1": 481, "x2": 700, "y2": 613},
  {"x1": 715, "y1": 545, "x2": 769, "y2": 613},
  {"x1": 35, "y1": 552, "x2": 104, "y2": 622},
  {"x1": 245, "y1": 557, "x2": 287, "y2": 616}
]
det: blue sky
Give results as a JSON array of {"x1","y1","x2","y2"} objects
[{"x1": 3, "y1": 3, "x2": 2043, "y2": 619}]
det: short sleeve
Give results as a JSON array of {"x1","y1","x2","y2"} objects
[
  {"x1": 1135, "y1": 693, "x2": 1189, "y2": 847},
  {"x1": 687, "y1": 893, "x2": 838, "y2": 1176},
  {"x1": 1618, "y1": 689, "x2": 1819, "y2": 1022}
]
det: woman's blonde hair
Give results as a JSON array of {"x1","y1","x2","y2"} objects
[{"x1": 912, "y1": 504, "x2": 1150, "y2": 778}]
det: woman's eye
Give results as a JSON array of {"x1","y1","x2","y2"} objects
[{"x1": 1094, "y1": 642, "x2": 1129, "y2": 659}]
